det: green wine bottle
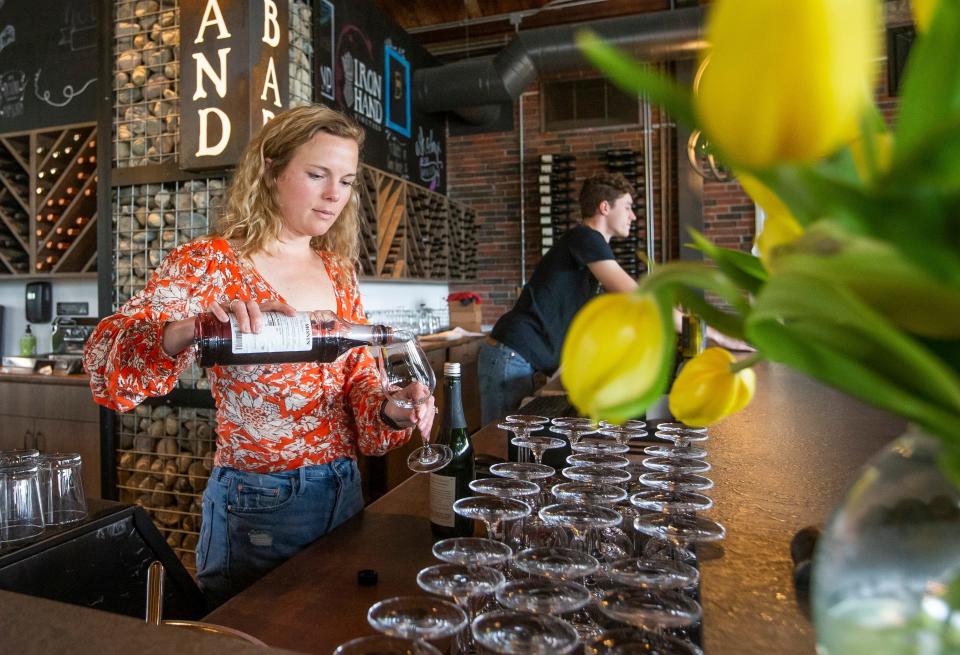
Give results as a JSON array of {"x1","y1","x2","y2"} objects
[{"x1": 430, "y1": 362, "x2": 475, "y2": 539}]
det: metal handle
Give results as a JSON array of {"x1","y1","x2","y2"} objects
[
  {"x1": 36, "y1": 431, "x2": 46, "y2": 452},
  {"x1": 23, "y1": 429, "x2": 35, "y2": 450},
  {"x1": 145, "y1": 560, "x2": 165, "y2": 625}
]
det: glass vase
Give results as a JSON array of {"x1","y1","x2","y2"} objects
[{"x1": 813, "y1": 427, "x2": 960, "y2": 654}]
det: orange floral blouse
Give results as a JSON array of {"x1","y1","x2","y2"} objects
[{"x1": 84, "y1": 238, "x2": 412, "y2": 473}]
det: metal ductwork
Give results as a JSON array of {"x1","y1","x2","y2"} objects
[{"x1": 414, "y1": 5, "x2": 706, "y2": 125}]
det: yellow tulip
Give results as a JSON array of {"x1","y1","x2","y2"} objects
[
  {"x1": 738, "y1": 173, "x2": 805, "y2": 269},
  {"x1": 561, "y1": 292, "x2": 673, "y2": 422},
  {"x1": 668, "y1": 348, "x2": 756, "y2": 427},
  {"x1": 696, "y1": 0, "x2": 880, "y2": 168},
  {"x1": 912, "y1": 0, "x2": 938, "y2": 32}
]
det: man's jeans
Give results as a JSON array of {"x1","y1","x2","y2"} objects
[
  {"x1": 196, "y1": 457, "x2": 364, "y2": 608},
  {"x1": 478, "y1": 340, "x2": 536, "y2": 426}
]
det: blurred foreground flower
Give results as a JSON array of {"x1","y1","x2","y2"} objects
[
  {"x1": 695, "y1": 0, "x2": 879, "y2": 168},
  {"x1": 668, "y1": 348, "x2": 756, "y2": 427},
  {"x1": 560, "y1": 292, "x2": 674, "y2": 423}
]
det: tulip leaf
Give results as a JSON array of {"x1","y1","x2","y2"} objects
[
  {"x1": 639, "y1": 261, "x2": 750, "y2": 315},
  {"x1": 747, "y1": 318, "x2": 960, "y2": 445},
  {"x1": 886, "y1": 113, "x2": 960, "y2": 192},
  {"x1": 749, "y1": 273, "x2": 960, "y2": 423},
  {"x1": 895, "y1": 0, "x2": 960, "y2": 167},
  {"x1": 686, "y1": 229, "x2": 767, "y2": 295},
  {"x1": 576, "y1": 30, "x2": 696, "y2": 131},
  {"x1": 673, "y1": 287, "x2": 746, "y2": 342}
]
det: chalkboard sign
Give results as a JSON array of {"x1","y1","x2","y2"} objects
[
  {"x1": 0, "y1": 0, "x2": 97, "y2": 133},
  {"x1": 318, "y1": 0, "x2": 447, "y2": 193}
]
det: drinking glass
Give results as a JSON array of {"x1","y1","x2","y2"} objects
[
  {"x1": 417, "y1": 564, "x2": 505, "y2": 655},
  {"x1": 0, "y1": 449, "x2": 40, "y2": 465},
  {"x1": 378, "y1": 339, "x2": 449, "y2": 473},
  {"x1": 562, "y1": 465, "x2": 632, "y2": 486},
  {"x1": 489, "y1": 462, "x2": 555, "y2": 481},
  {"x1": 0, "y1": 460, "x2": 45, "y2": 544},
  {"x1": 539, "y1": 503, "x2": 622, "y2": 554},
  {"x1": 604, "y1": 557, "x2": 701, "y2": 590},
  {"x1": 513, "y1": 546, "x2": 600, "y2": 581},
  {"x1": 334, "y1": 635, "x2": 442, "y2": 655},
  {"x1": 566, "y1": 453, "x2": 630, "y2": 469},
  {"x1": 630, "y1": 490, "x2": 714, "y2": 514},
  {"x1": 471, "y1": 610, "x2": 580, "y2": 655},
  {"x1": 550, "y1": 422, "x2": 597, "y2": 448},
  {"x1": 510, "y1": 435, "x2": 565, "y2": 465},
  {"x1": 496, "y1": 578, "x2": 591, "y2": 615},
  {"x1": 597, "y1": 425, "x2": 648, "y2": 447},
  {"x1": 587, "y1": 627, "x2": 703, "y2": 655},
  {"x1": 367, "y1": 595, "x2": 467, "y2": 641},
  {"x1": 40, "y1": 452, "x2": 86, "y2": 525},
  {"x1": 596, "y1": 586, "x2": 702, "y2": 630},
  {"x1": 551, "y1": 482, "x2": 627, "y2": 506},
  {"x1": 571, "y1": 439, "x2": 630, "y2": 456},
  {"x1": 469, "y1": 477, "x2": 539, "y2": 500},
  {"x1": 644, "y1": 443, "x2": 708, "y2": 459},
  {"x1": 641, "y1": 458, "x2": 711, "y2": 475},
  {"x1": 453, "y1": 496, "x2": 531, "y2": 541},
  {"x1": 638, "y1": 472, "x2": 714, "y2": 492},
  {"x1": 433, "y1": 538, "x2": 513, "y2": 568}
]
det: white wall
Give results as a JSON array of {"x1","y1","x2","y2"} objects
[
  {"x1": 357, "y1": 279, "x2": 449, "y2": 313},
  {"x1": 0, "y1": 279, "x2": 99, "y2": 356}
]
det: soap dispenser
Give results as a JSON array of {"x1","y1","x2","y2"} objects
[{"x1": 19, "y1": 325, "x2": 36, "y2": 357}]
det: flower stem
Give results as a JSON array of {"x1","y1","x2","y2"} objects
[{"x1": 730, "y1": 352, "x2": 764, "y2": 373}]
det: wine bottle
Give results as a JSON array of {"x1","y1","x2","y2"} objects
[
  {"x1": 430, "y1": 362, "x2": 475, "y2": 539},
  {"x1": 194, "y1": 309, "x2": 406, "y2": 367}
]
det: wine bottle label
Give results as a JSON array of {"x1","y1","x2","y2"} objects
[
  {"x1": 429, "y1": 473, "x2": 456, "y2": 527},
  {"x1": 231, "y1": 313, "x2": 312, "y2": 354}
]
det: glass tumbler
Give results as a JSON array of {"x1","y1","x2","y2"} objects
[
  {"x1": 0, "y1": 460, "x2": 45, "y2": 544},
  {"x1": 40, "y1": 452, "x2": 87, "y2": 525}
]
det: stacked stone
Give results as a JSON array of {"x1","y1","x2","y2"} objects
[
  {"x1": 116, "y1": 404, "x2": 217, "y2": 572},
  {"x1": 114, "y1": 0, "x2": 179, "y2": 167},
  {"x1": 289, "y1": 0, "x2": 313, "y2": 107}
]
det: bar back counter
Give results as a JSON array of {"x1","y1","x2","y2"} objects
[{"x1": 204, "y1": 363, "x2": 903, "y2": 655}]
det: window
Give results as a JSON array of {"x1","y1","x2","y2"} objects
[{"x1": 541, "y1": 78, "x2": 640, "y2": 131}]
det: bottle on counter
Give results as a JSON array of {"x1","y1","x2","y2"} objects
[
  {"x1": 194, "y1": 309, "x2": 408, "y2": 367},
  {"x1": 647, "y1": 308, "x2": 705, "y2": 420},
  {"x1": 430, "y1": 362, "x2": 475, "y2": 539},
  {"x1": 19, "y1": 325, "x2": 36, "y2": 357}
]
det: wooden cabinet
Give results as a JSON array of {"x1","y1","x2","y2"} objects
[{"x1": 0, "y1": 378, "x2": 101, "y2": 498}]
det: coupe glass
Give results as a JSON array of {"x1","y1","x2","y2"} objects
[
  {"x1": 512, "y1": 546, "x2": 600, "y2": 581},
  {"x1": 469, "y1": 477, "x2": 539, "y2": 500},
  {"x1": 604, "y1": 557, "x2": 700, "y2": 590},
  {"x1": 489, "y1": 462, "x2": 555, "y2": 481},
  {"x1": 550, "y1": 422, "x2": 598, "y2": 448},
  {"x1": 378, "y1": 339, "x2": 449, "y2": 473},
  {"x1": 367, "y1": 595, "x2": 467, "y2": 641},
  {"x1": 630, "y1": 490, "x2": 714, "y2": 514},
  {"x1": 496, "y1": 578, "x2": 592, "y2": 615},
  {"x1": 510, "y1": 435, "x2": 566, "y2": 464},
  {"x1": 433, "y1": 538, "x2": 513, "y2": 568},
  {"x1": 644, "y1": 443, "x2": 708, "y2": 459},
  {"x1": 566, "y1": 453, "x2": 630, "y2": 469},
  {"x1": 562, "y1": 465, "x2": 632, "y2": 485},
  {"x1": 638, "y1": 472, "x2": 714, "y2": 492},
  {"x1": 453, "y1": 496, "x2": 531, "y2": 541},
  {"x1": 596, "y1": 586, "x2": 702, "y2": 630},
  {"x1": 587, "y1": 628, "x2": 703, "y2": 655},
  {"x1": 506, "y1": 414, "x2": 550, "y2": 425},
  {"x1": 418, "y1": 564, "x2": 505, "y2": 655},
  {"x1": 471, "y1": 610, "x2": 580, "y2": 655},
  {"x1": 551, "y1": 482, "x2": 627, "y2": 506},
  {"x1": 641, "y1": 458, "x2": 711, "y2": 475},
  {"x1": 539, "y1": 503, "x2": 622, "y2": 553},
  {"x1": 334, "y1": 635, "x2": 442, "y2": 655},
  {"x1": 597, "y1": 425, "x2": 648, "y2": 446},
  {"x1": 571, "y1": 439, "x2": 630, "y2": 456}
]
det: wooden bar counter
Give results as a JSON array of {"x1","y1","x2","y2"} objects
[{"x1": 206, "y1": 363, "x2": 903, "y2": 654}]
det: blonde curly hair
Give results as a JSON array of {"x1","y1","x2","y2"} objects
[{"x1": 214, "y1": 105, "x2": 366, "y2": 263}]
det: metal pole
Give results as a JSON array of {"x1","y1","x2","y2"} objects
[
  {"x1": 642, "y1": 94, "x2": 656, "y2": 270},
  {"x1": 519, "y1": 92, "x2": 527, "y2": 286}
]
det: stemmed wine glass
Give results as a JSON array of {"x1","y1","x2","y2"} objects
[
  {"x1": 367, "y1": 595, "x2": 468, "y2": 642},
  {"x1": 334, "y1": 635, "x2": 443, "y2": 655},
  {"x1": 417, "y1": 564, "x2": 505, "y2": 655},
  {"x1": 453, "y1": 496, "x2": 531, "y2": 542},
  {"x1": 471, "y1": 610, "x2": 580, "y2": 655},
  {"x1": 378, "y1": 338, "x2": 450, "y2": 473}
]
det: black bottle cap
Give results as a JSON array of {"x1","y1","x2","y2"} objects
[{"x1": 357, "y1": 569, "x2": 378, "y2": 586}]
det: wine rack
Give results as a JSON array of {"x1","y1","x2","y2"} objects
[
  {"x1": 0, "y1": 123, "x2": 98, "y2": 276},
  {"x1": 538, "y1": 153, "x2": 578, "y2": 255},
  {"x1": 356, "y1": 165, "x2": 476, "y2": 281},
  {"x1": 604, "y1": 148, "x2": 645, "y2": 277}
]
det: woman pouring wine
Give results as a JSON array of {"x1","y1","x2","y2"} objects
[{"x1": 84, "y1": 105, "x2": 436, "y2": 607}]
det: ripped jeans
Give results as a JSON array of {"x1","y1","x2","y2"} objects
[{"x1": 196, "y1": 457, "x2": 364, "y2": 608}]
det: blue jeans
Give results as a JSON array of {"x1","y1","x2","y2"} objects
[
  {"x1": 196, "y1": 457, "x2": 364, "y2": 608},
  {"x1": 478, "y1": 341, "x2": 536, "y2": 426}
]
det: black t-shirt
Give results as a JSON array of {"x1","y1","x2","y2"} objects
[{"x1": 491, "y1": 225, "x2": 615, "y2": 375}]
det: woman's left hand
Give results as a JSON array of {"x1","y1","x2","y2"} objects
[
  {"x1": 383, "y1": 384, "x2": 437, "y2": 437},
  {"x1": 706, "y1": 326, "x2": 756, "y2": 352}
]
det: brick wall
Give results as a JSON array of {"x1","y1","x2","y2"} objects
[{"x1": 446, "y1": 52, "x2": 900, "y2": 327}]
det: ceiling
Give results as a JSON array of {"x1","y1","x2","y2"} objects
[{"x1": 373, "y1": 0, "x2": 693, "y2": 60}]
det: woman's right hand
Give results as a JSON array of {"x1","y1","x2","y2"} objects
[{"x1": 161, "y1": 299, "x2": 296, "y2": 358}]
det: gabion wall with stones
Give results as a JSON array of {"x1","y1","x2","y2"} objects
[{"x1": 114, "y1": 0, "x2": 314, "y2": 168}]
